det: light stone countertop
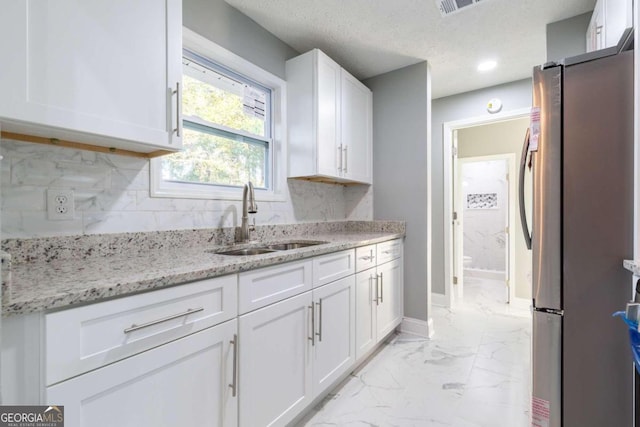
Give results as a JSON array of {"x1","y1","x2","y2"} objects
[
  {"x1": 623, "y1": 260, "x2": 640, "y2": 276},
  {"x1": 2, "y1": 222, "x2": 404, "y2": 316}
]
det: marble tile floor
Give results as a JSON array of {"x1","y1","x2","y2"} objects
[{"x1": 297, "y1": 278, "x2": 532, "y2": 427}]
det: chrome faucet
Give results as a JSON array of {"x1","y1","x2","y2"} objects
[{"x1": 240, "y1": 181, "x2": 258, "y2": 242}]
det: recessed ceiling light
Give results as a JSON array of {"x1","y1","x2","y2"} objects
[{"x1": 477, "y1": 60, "x2": 497, "y2": 72}]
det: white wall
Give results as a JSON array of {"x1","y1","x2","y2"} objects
[
  {"x1": 431, "y1": 79, "x2": 532, "y2": 296},
  {"x1": 0, "y1": 0, "x2": 373, "y2": 239},
  {"x1": 461, "y1": 160, "x2": 507, "y2": 273},
  {"x1": 364, "y1": 62, "x2": 431, "y2": 323}
]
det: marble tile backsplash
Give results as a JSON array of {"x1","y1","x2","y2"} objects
[{"x1": 0, "y1": 139, "x2": 373, "y2": 238}]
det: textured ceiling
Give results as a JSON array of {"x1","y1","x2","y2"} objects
[{"x1": 225, "y1": 0, "x2": 595, "y2": 98}]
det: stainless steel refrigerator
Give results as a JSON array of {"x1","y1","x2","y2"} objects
[{"x1": 520, "y1": 48, "x2": 634, "y2": 426}]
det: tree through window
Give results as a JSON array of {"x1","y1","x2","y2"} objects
[{"x1": 161, "y1": 50, "x2": 272, "y2": 189}]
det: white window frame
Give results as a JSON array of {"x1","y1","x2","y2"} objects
[{"x1": 150, "y1": 27, "x2": 287, "y2": 202}]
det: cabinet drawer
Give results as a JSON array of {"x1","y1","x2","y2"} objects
[
  {"x1": 355, "y1": 245, "x2": 377, "y2": 272},
  {"x1": 239, "y1": 259, "x2": 312, "y2": 314},
  {"x1": 45, "y1": 275, "x2": 237, "y2": 386},
  {"x1": 47, "y1": 319, "x2": 237, "y2": 427},
  {"x1": 376, "y1": 239, "x2": 402, "y2": 264},
  {"x1": 312, "y1": 249, "x2": 355, "y2": 288}
]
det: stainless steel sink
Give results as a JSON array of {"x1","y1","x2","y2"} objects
[
  {"x1": 212, "y1": 240, "x2": 327, "y2": 256},
  {"x1": 265, "y1": 241, "x2": 327, "y2": 251},
  {"x1": 216, "y1": 248, "x2": 276, "y2": 256}
]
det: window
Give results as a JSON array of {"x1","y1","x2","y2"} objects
[{"x1": 151, "y1": 29, "x2": 286, "y2": 201}]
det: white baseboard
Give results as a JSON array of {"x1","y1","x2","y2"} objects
[
  {"x1": 465, "y1": 268, "x2": 505, "y2": 280},
  {"x1": 401, "y1": 317, "x2": 434, "y2": 339},
  {"x1": 431, "y1": 291, "x2": 449, "y2": 307}
]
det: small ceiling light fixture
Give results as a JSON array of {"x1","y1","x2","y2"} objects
[{"x1": 477, "y1": 60, "x2": 497, "y2": 72}]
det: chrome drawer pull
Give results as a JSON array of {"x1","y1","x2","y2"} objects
[
  {"x1": 123, "y1": 307, "x2": 204, "y2": 334},
  {"x1": 316, "y1": 299, "x2": 323, "y2": 342},
  {"x1": 229, "y1": 334, "x2": 238, "y2": 397},
  {"x1": 173, "y1": 82, "x2": 181, "y2": 138},
  {"x1": 308, "y1": 305, "x2": 315, "y2": 346}
]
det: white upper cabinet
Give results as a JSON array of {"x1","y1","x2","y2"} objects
[
  {"x1": 586, "y1": 0, "x2": 632, "y2": 52},
  {"x1": 0, "y1": 0, "x2": 183, "y2": 154},
  {"x1": 341, "y1": 70, "x2": 372, "y2": 183},
  {"x1": 287, "y1": 49, "x2": 372, "y2": 185}
]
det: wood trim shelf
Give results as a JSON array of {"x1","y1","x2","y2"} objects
[{"x1": 0, "y1": 131, "x2": 173, "y2": 159}]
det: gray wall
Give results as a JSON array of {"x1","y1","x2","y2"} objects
[
  {"x1": 546, "y1": 13, "x2": 591, "y2": 63},
  {"x1": 183, "y1": 0, "x2": 299, "y2": 79},
  {"x1": 364, "y1": 62, "x2": 431, "y2": 322},
  {"x1": 431, "y1": 79, "x2": 532, "y2": 295}
]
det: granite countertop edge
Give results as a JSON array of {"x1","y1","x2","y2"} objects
[
  {"x1": 3, "y1": 232, "x2": 404, "y2": 316},
  {"x1": 623, "y1": 259, "x2": 640, "y2": 276}
]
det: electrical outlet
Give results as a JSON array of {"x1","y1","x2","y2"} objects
[{"x1": 47, "y1": 189, "x2": 75, "y2": 220}]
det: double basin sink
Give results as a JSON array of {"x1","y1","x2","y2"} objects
[{"x1": 214, "y1": 240, "x2": 328, "y2": 256}]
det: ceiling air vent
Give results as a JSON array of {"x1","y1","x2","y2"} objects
[{"x1": 436, "y1": 0, "x2": 483, "y2": 17}]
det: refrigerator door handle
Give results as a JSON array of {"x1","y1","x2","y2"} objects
[{"x1": 519, "y1": 127, "x2": 532, "y2": 250}]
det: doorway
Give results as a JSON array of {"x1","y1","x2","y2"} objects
[
  {"x1": 443, "y1": 109, "x2": 532, "y2": 309},
  {"x1": 454, "y1": 155, "x2": 515, "y2": 304}
]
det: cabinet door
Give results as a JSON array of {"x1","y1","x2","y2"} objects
[
  {"x1": 376, "y1": 258, "x2": 403, "y2": 340},
  {"x1": 0, "y1": 0, "x2": 182, "y2": 151},
  {"x1": 315, "y1": 50, "x2": 342, "y2": 177},
  {"x1": 47, "y1": 320, "x2": 238, "y2": 427},
  {"x1": 604, "y1": 0, "x2": 633, "y2": 47},
  {"x1": 341, "y1": 70, "x2": 372, "y2": 184},
  {"x1": 355, "y1": 269, "x2": 377, "y2": 360},
  {"x1": 239, "y1": 292, "x2": 313, "y2": 427},
  {"x1": 312, "y1": 276, "x2": 355, "y2": 395},
  {"x1": 586, "y1": 0, "x2": 605, "y2": 52}
]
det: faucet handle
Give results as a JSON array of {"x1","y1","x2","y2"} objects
[{"x1": 249, "y1": 218, "x2": 256, "y2": 232}]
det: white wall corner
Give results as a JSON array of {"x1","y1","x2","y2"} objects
[
  {"x1": 431, "y1": 291, "x2": 449, "y2": 307},
  {"x1": 401, "y1": 317, "x2": 434, "y2": 339}
]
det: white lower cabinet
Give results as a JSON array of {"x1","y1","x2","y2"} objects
[
  {"x1": 312, "y1": 275, "x2": 355, "y2": 395},
  {"x1": 376, "y1": 258, "x2": 403, "y2": 339},
  {"x1": 355, "y1": 268, "x2": 377, "y2": 359},
  {"x1": 3, "y1": 240, "x2": 403, "y2": 427},
  {"x1": 355, "y1": 253, "x2": 404, "y2": 361},
  {"x1": 238, "y1": 274, "x2": 356, "y2": 427},
  {"x1": 47, "y1": 319, "x2": 238, "y2": 427},
  {"x1": 238, "y1": 292, "x2": 313, "y2": 427}
]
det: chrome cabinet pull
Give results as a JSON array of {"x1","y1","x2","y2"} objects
[
  {"x1": 359, "y1": 255, "x2": 373, "y2": 261},
  {"x1": 374, "y1": 274, "x2": 380, "y2": 305},
  {"x1": 370, "y1": 249, "x2": 375, "y2": 260},
  {"x1": 308, "y1": 304, "x2": 315, "y2": 346},
  {"x1": 369, "y1": 275, "x2": 375, "y2": 301},
  {"x1": 343, "y1": 145, "x2": 348, "y2": 173},
  {"x1": 173, "y1": 82, "x2": 181, "y2": 138},
  {"x1": 379, "y1": 273, "x2": 384, "y2": 303},
  {"x1": 337, "y1": 144, "x2": 343, "y2": 172},
  {"x1": 316, "y1": 299, "x2": 323, "y2": 342},
  {"x1": 229, "y1": 334, "x2": 238, "y2": 397},
  {"x1": 123, "y1": 307, "x2": 204, "y2": 334}
]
